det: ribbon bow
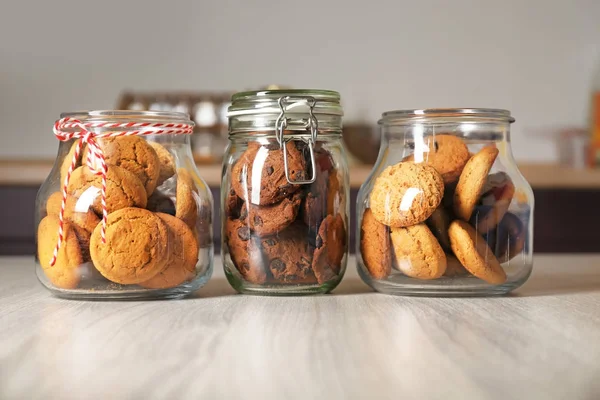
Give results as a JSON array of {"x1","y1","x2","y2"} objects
[{"x1": 49, "y1": 117, "x2": 193, "y2": 266}]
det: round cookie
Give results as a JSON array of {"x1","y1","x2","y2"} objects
[
  {"x1": 443, "y1": 254, "x2": 470, "y2": 277},
  {"x1": 67, "y1": 165, "x2": 147, "y2": 215},
  {"x1": 390, "y1": 224, "x2": 447, "y2": 280},
  {"x1": 484, "y1": 212, "x2": 526, "y2": 263},
  {"x1": 37, "y1": 215, "x2": 83, "y2": 289},
  {"x1": 312, "y1": 214, "x2": 346, "y2": 284},
  {"x1": 301, "y1": 147, "x2": 342, "y2": 235},
  {"x1": 139, "y1": 213, "x2": 198, "y2": 289},
  {"x1": 425, "y1": 207, "x2": 452, "y2": 251},
  {"x1": 45, "y1": 192, "x2": 100, "y2": 264},
  {"x1": 232, "y1": 141, "x2": 306, "y2": 206},
  {"x1": 369, "y1": 162, "x2": 444, "y2": 228},
  {"x1": 90, "y1": 207, "x2": 169, "y2": 285},
  {"x1": 83, "y1": 136, "x2": 161, "y2": 195},
  {"x1": 175, "y1": 168, "x2": 198, "y2": 229},
  {"x1": 448, "y1": 219, "x2": 507, "y2": 284},
  {"x1": 225, "y1": 218, "x2": 267, "y2": 284},
  {"x1": 46, "y1": 191, "x2": 100, "y2": 235},
  {"x1": 148, "y1": 141, "x2": 176, "y2": 186},
  {"x1": 60, "y1": 139, "x2": 82, "y2": 185},
  {"x1": 453, "y1": 146, "x2": 499, "y2": 221},
  {"x1": 472, "y1": 172, "x2": 515, "y2": 233},
  {"x1": 360, "y1": 208, "x2": 392, "y2": 280},
  {"x1": 404, "y1": 134, "x2": 470, "y2": 184},
  {"x1": 258, "y1": 222, "x2": 316, "y2": 284},
  {"x1": 240, "y1": 191, "x2": 303, "y2": 237}
]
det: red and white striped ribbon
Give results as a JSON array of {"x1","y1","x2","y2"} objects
[{"x1": 49, "y1": 117, "x2": 194, "y2": 266}]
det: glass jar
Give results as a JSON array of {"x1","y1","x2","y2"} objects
[
  {"x1": 222, "y1": 90, "x2": 349, "y2": 295},
  {"x1": 356, "y1": 108, "x2": 534, "y2": 296},
  {"x1": 35, "y1": 111, "x2": 213, "y2": 299}
]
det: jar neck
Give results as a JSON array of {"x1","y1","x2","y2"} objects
[
  {"x1": 380, "y1": 121, "x2": 511, "y2": 144},
  {"x1": 229, "y1": 114, "x2": 343, "y2": 138}
]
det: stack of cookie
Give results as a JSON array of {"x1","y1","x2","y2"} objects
[
  {"x1": 224, "y1": 141, "x2": 347, "y2": 286},
  {"x1": 37, "y1": 136, "x2": 211, "y2": 290},
  {"x1": 361, "y1": 135, "x2": 525, "y2": 284}
]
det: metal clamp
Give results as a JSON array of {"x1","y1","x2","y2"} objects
[{"x1": 275, "y1": 96, "x2": 318, "y2": 184}]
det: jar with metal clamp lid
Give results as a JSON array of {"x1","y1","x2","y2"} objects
[{"x1": 222, "y1": 89, "x2": 349, "y2": 295}]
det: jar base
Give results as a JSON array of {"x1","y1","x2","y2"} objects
[
  {"x1": 358, "y1": 264, "x2": 532, "y2": 297},
  {"x1": 224, "y1": 267, "x2": 340, "y2": 296},
  {"x1": 40, "y1": 266, "x2": 213, "y2": 301}
]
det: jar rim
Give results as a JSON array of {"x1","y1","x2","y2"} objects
[
  {"x1": 231, "y1": 89, "x2": 340, "y2": 101},
  {"x1": 228, "y1": 89, "x2": 343, "y2": 118},
  {"x1": 59, "y1": 110, "x2": 194, "y2": 124},
  {"x1": 379, "y1": 108, "x2": 515, "y2": 124}
]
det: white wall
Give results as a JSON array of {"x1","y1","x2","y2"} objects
[{"x1": 1, "y1": 0, "x2": 599, "y2": 162}]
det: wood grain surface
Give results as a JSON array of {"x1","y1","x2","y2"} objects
[{"x1": 1, "y1": 255, "x2": 600, "y2": 399}]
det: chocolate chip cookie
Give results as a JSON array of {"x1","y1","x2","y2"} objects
[
  {"x1": 240, "y1": 190, "x2": 303, "y2": 237},
  {"x1": 301, "y1": 147, "x2": 340, "y2": 235},
  {"x1": 225, "y1": 218, "x2": 267, "y2": 284},
  {"x1": 232, "y1": 141, "x2": 306, "y2": 206},
  {"x1": 312, "y1": 214, "x2": 346, "y2": 284},
  {"x1": 258, "y1": 222, "x2": 316, "y2": 284}
]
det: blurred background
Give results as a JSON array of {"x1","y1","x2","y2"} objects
[{"x1": 1, "y1": 0, "x2": 600, "y2": 254}]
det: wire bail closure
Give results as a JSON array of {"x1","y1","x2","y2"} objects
[{"x1": 274, "y1": 96, "x2": 318, "y2": 185}]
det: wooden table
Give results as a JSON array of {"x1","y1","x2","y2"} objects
[{"x1": 1, "y1": 255, "x2": 600, "y2": 399}]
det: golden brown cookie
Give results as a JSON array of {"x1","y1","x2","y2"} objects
[
  {"x1": 443, "y1": 254, "x2": 469, "y2": 277},
  {"x1": 485, "y1": 212, "x2": 526, "y2": 263},
  {"x1": 312, "y1": 214, "x2": 346, "y2": 284},
  {"x1": 225, "y1": 218, "x2": 267, "y2": 284},
  {"x1": 360, "y1": 208, "x2": 392, "y2": 280},
  {"x1": 232, "y1": 141, "x2": 306, "y2": 206},
  {"x1": 472, "y1": 172, "x2": 515, "y2": 233},
  {"x1": 258, "y1": 222, "x2": 316, "y2": 284},
  {"x1": 139, "y1": 213, "x2": 198, "y2": 289},
  {"x1": 37, "y1": 215, "x2": 83, "y2": 289},
  {"x1": 453, "y1": 146, "x2": 499, "y2": 221},
  {"x1": 175, "y1": 168, "x2": 198, "y2": 229},
  {"x1": 46, "y1": 191, "x2": 100, "y2": 235},
  {"x1": 369, "y1": 162, "x2": 444, "y2": 228},
  {"x1": 240, "y1": 191, "x2": 303, "y2": 237},
  {"x1": 148, "y1": 142, "x2": 176, "y2": 186},
  {"x1": 90, "y1": 207, "x2": 169, "y2": 285},
  {"x1": 425, "y1": 207, "x2": 452, "y2": 251},
  {"x1": 448, "y1": 220, "x2": 506, "y2": 284},
  {"x1": 68, "y1": 165, "x2": 147, "y2": 215},
  {"x1": 60, "y1": 139, "x2": 82, "y2": 185},
  {"x1": 83, "y1": 136, "x2": 161, "y2": 195},
  {"x1": 390, "y1": 224, "x2": 447, "y2": 280},
  {"x1": 404, "y1": 135, "x2": 470, "y2": 184}
]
